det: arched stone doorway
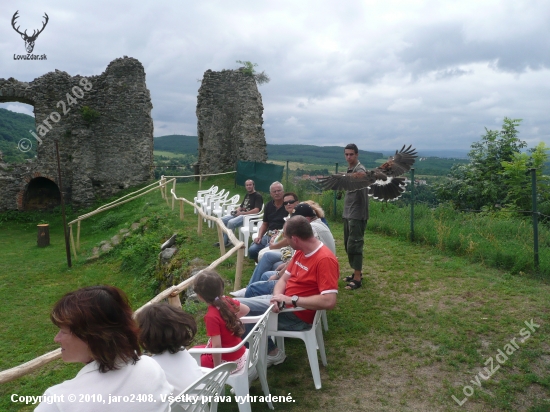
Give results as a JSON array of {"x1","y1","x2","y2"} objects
[{"x1": 23, "y1": 177, "x2": 61, "y2": 210}]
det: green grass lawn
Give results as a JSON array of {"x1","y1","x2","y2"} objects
[{"x1": 1, "y1": 176, "x2": 549, "y2": 411}]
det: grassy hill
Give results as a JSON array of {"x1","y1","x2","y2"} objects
[{"x1": 0, "y1": 108, "x2": 37, "y2": 163}]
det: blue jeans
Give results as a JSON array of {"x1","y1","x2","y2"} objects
[
  {"x1": 221, "y1": 214, "x2": 244, "y2": 245},
  {"x1": 245, "y1": 272, "x2": 277, "y2": 297},
  {"x1": 238, "y1": 296, "x2": 311, "y2": 352},
  {"x1": 248, "y1": 250, "x2": 283, "y2": 285},
  {"x1": 248, "y1": 234, "x2": 270, "y2": 261}
]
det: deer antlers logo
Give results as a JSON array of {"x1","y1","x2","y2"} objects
[{"x1": 11, "y1": 11, "x2": 49, "y2": 54}]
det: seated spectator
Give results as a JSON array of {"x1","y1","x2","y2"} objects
[
  {"x1": 238, "y1": 216, "x2": 339, "y2": 366},
  {"x1": 304, "y1": 200, "x2": 330, "y2": 227},
  {"x1": 136, "y1": 303, "x2": 203, "y2": 395},
  {"x1": 233, "y1": 203, "x2": 336, "y2": 298},
  {"x1": 215, "y1": 179, "x2": 263, "y2": 248},
  {"x1": 35, "y1": 286, "x2": 172, "y2": 412},
  {"x1": 248, "y1": 182, "x2": 287, "y2": 262}
]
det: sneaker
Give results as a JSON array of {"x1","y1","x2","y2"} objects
[
  {"x1": 266, "y1": 349, "x2": 286, "y2": 367},
  {"x1": 229, "y1": 288, "x2": 246, "y2": 298},
  {"x1": 213, "y1": 242, "x2": 220, "y2": 247}
]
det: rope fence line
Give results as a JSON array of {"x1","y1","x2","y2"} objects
[{"x1": 0, "y1": 172, "x2": 245, "y2": 384}]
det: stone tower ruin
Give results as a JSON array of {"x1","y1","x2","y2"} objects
[
  {"x1": 196, "y1": 69, "x2": 267, "y2": 174},
  {"x1": 0, "y1": 57, "x2": 154, "y2": 211}
]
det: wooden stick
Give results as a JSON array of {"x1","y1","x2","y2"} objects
[
  {"x1": 235, "y1": 247, "x2": 244, "y2": 291},
  {"x1": 167, "y1": 292, "x2": 182, "y2": 308},
  {"x1": 0, "y1": 349, "x2": 61, "y2": 384},
  {"x1": 218, "y1": 224, "x2": 225, "y2": 256},
  {"x1": 76, "y1": 220, "x2": 81, "y2": 251},
  {"x1": 171, "y1": 179, "x2": 176, "y2": 210},
  {"x1": 179, "y1": 199, "x2": 184, "y2": 220},
  {"x1": 69, "y1": 224, "x2": 77, "y2": 259}
]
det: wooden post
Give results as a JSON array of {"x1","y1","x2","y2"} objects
[
  {"x1": 199, "y1": 175, "x2": 202, "y2": 191},
  {"x1": 179, "y1": 199, "x2": 184, "y2": 221},
  {"x1": 37, "y1": 224, "x2": 50, "y2": 247},
  {"x1": 69, "y1": 225, "x2": 77, "y2": 259},
  {"x1": 171, "y1": 179, "x2": 176, "y2": 210},
  {"x1": 217, "y1": 224, "x2": 225, "y2": 256},
  {"x1": 168, "y1": 292, "x2": 182, "y2": 308},
  {"x1": 197, "y1": 213, "x2": 203, "y2": 235},
  {"x1": 234, "y1": 247, "x2": 244, "y2": 290},
  {"x1": 76, "y1": 220, "x2": 81, "y2": 251},
  {"x1": 160, "y1": 176, "x2": 165, "y2": 199}
]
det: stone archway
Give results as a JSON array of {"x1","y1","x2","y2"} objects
[{"x1": 23, "y1": 177, "x2": 61, "y2": 210}]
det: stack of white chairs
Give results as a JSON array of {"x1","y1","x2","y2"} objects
[
  {"x1": 209, "y1": 194, "x2": 241, "y2": 229},
  {"x1": 170, "y1": 362, "x2": 236, "y2": 412},
  {"x1": 189, "y1": 305, "x2": 274, "y2": 412},
  {"x1": 239, "y1": 206, "x2": 264, "y2": 257},
  {"x1": 268, "y1": 308, "x2": 328, "y2": 390},
  {"x1": 202, "y1": 189, "x2": 228, "y2": 218},
  {"x1": 194, "y1": 186, "x2": 218, "y2": 215}
]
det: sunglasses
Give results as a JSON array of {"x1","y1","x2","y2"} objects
[{"x1": 283, "y1": 200, "x2": 297, "y2": 206}]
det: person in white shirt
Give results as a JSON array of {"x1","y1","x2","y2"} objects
[
  {"x1": 35, "y1": 285, "x2": 172, "y2": 412},
  {"x1": 136, "y1": 303, "x2": 204, "y2": 395}
]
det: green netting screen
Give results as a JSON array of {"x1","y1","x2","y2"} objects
[{"x1": 236, "y1": 161, "x2": 284, "y2": 193}]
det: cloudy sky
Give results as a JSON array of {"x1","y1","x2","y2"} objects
[{"x1": 1, "y1": 0, "x2": 550, "y2": 153}]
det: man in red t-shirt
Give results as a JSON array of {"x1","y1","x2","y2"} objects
[{"x1": 238, "y1": 215, "x2": 339, "y2": 366}]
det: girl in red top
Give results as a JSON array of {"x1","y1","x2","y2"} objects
[{"x1": 193, "y1": 269, "x2": 250, "y2": 372}]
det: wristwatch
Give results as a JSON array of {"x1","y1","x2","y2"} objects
[{"x1": 291, "y1": 295, "x2": 299, "y2": 308}]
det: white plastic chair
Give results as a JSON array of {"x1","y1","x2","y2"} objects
[
  {"x1": 194, "y1": 186, "x2": 218, "y2": 215},
  {"x1": 170, "y1": 362, "x2": 236, "y2": 412},
  {"x1": 213, "y1": 194, "x2": 241, "y2": 221},
  {"x1": 189, "y1": 305, "x2": 275, "y2": 412},
  {"x1": 239, "y1": 208, "x2": 264, "y2": 257},
  {"x1": 204, "y1": 190, "x2": 228, "y2": 224},
  {"x1": 268, "y1": 309, "x2": 327, "y2": 390}
]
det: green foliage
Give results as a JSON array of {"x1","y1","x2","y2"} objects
[
  {"x1": 235, "y1": 60, "x2": 270, "y2": 85},
  {"x1": 435, "y1": 117, "x2": 528, "y2": 210},
  {"x1": 80, "y1": 106, "x2": 100, "y2": 125},
  {"x1": 268, "y1": 144, "x2": 383, "y2": 167},
  {"x1": 0, "y1": 108, "x2": 37, "y2": 162},
  {"x1": 154, "y1": 135, "x2": 198, "y2": 154}
]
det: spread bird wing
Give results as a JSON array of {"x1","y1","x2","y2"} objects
[{"x1": 317, "y1": 145, "x2": 417, "y2": 201}]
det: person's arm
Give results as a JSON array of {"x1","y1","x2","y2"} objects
[
  {"x1": 236, "y1": 207, "x2": 260, "y2": 216},
  {"x1": 268, "y1": 262, "x2": 290, "y2": 280},
  {"x1": 254, "y1": 222, "x2": 269, "y2": 244},
  {"x1": 236, "y1": 302, "x2": 250, "y2": 318},
  {"x1": 269, "y1": 237, "x2": 289, "y2": 249},
  {"x1": 210, "y1": 335, "x2": 222, "y2": 367}
]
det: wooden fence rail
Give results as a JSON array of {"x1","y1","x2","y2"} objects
[{"x1": 0, "y1": 173, "x2": 245, "y2": 384}]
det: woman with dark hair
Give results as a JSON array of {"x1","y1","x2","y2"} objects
[
  {"x1": 35, "y1": 286, "x2": 172, "y2": 412},
  {"x1": 136, "y1": 303, "x2": 203, "y2": 394}
]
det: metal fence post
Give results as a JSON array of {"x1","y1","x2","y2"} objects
[
  {"x1": 333, "y1": 162, "x2": 338, "y2": 219},
  {"x1": 530, "y1": 168, "x2": 539, "y2": 270},
  {"x1": 410, "y1": 168, "x2": 415, "y2": 242}
]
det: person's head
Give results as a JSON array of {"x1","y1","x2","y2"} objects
[
  {"x1": 283, "y1": 192, "x2": 299, "y2": 214},
  {"x1": 136, "y1": 303, "x2": 197, "y2": 355},
  {"x1": 269, "y1": 181, "x2": 284, "y2": 202},
  {"x1": 292, "y1": 202, "x2": 317, "y2": 221},
  {"x1": 283, "y1": 215, "x2": 314, "y2": 249},
  {"x1": 245, "y1": 180, "x2": 255, "y2": 193},
  {"x1": 51, "y1": 285, "x2": 140, "y2": 372},
  {"x1": 344, "y1": 143, "x2": 359, "y2": 167},
  {"x1": 193, "y1": 269, "x2": 244, "y2": 336},
  {"x1": 303, "y1": 200, "x2": 325, "y2": 219}
]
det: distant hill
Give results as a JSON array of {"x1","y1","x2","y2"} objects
[
  {"x1": 0, "y1": 108, "x2": 37, "y2": 162},
  {"x1": 153, "y1": 134, "x2": 198, "y2": 154}
]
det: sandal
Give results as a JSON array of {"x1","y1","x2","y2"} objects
[
  {"x1": 345, "y1": 279, "x2": 362, "y2": 290},
  {"x1": 342, "y1": 273, "x2": 363, "y2": 282}
]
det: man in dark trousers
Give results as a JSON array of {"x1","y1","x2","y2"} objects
[{"x1": 342, "y1": 143, "x2": 368, "y2": 290}]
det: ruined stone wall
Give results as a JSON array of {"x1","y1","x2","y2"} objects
[
  {"x1": 196, "y1": 69, "x2": 267, "y2": 174},
  {"x1": 0, "y1": 57, "x2": 154, "y2": 211}
]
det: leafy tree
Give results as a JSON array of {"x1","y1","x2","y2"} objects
[
  {"x1": 435, "y1": 118, "x2": 526, "y2": 210},
  {"x1": 236, "y1": 60, "x2": 270, "y2": 85}
]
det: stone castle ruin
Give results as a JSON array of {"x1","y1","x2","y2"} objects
[
  {"x1": 0, "y1": 57, "x2": 154, "y2": 211},
  {"x1": 196, "y1": 69, "x2": 267, "y2": 174}
]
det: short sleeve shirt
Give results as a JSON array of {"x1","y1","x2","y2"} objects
[
  {"x1": 343, "y1": 162, "x2": 369, "y2": 220},
  {"x1": 284, "y1": 244, "x2": 339, "y2": 324},
  {"x1": 204, "y1": 297, "x2": 246, "y2": 362},
  {"x1": 263, "y1": 200, "x2": 287, "y2": 231},
  {"x1": 241, "y1": 192, "x2": 263, "y2": 212}
]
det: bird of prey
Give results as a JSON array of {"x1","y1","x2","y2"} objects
[{"x1": 318, "y1": 145, "x2": 418, "y2": 201}]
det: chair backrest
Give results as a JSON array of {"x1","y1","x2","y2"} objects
[
  {"x1": 170, "y1": 362, "x2": 237, "y2": 412},
  {"x1": 240, "y1": 306, "x2": 272, "y2": 372}
]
